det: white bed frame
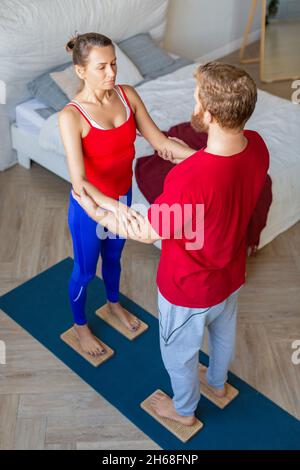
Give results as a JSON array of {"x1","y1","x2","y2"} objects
[{"x1": 11, "y1": 123, "x2": 69, "y2": 180}]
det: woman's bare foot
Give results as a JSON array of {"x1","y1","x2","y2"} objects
[
  {"x1": 107, "y1": 301, "x2": 141, "y2": 332},
  {"x1": 149, "y1": 391, "x2": 196, "y2": 426},
  {"x1": 199, "y1": 366, "x2": 227, "y2": 398},
  {"x1": 73, "y1": 324, "x2": 107, "y2": 357}
]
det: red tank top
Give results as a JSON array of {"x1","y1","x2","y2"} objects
[{"x1": 65, "y1": 85, "x2": 136, "y2": 198}]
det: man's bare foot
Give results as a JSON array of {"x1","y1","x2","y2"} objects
[
  {"x1": 107, "y1": 301, "x2": 140, "y2": 332},
  {"x1": 199, "y1": 366, "x2": 227, "y2": 398},
  {"x1": 149, "y1": 391, "x2": 196, "y2": 426},
  {"x1": 73, "y1": 324, "x2": 107, "y2": 357}
]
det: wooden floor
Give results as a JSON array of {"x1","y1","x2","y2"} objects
[
  {"x1": 0, "y1": 43, "x2": 299, "y2": 450},
  {"x1": 263, "y1": 21, "x2": 300, "y2": 82}
]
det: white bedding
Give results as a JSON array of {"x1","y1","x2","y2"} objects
[
  {"x1": 15, "y1": 98, "x2": 49, "y2": 136},
  {"x1": 39, "y1": 62, "x2": 300, "y2": 250}
]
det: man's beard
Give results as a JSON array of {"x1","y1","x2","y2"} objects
[{"x1": 190, "y1": 109, "x2": 208, "y2": 133}]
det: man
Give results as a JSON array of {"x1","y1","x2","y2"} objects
[{"x1": 73, "y1": 62, "x2": 269, "y2": 426}]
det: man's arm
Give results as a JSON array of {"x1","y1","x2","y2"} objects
[
  {"x1": 158, "y1": 137, "x2": 195, "y2": 164},
  {"x1": 96, "y1": 204, "x2": 163, "y2": 244}
]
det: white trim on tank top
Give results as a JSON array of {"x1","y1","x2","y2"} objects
[{"x1": 69, "y1": 85, "x2": 130, "y2": 130}]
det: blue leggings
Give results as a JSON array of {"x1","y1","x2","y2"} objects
[{"x1": 68, "y1": 187, "x2": 132, "y2": 325}]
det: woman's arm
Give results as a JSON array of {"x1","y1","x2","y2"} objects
[
  {"x1": 58, "y1": 108, "x2": 119, "y2": 212},
  {"x1": 71, "y1": 188, "x2": 162, "y2": 244},
  {"x1": 123, "y1": 85, "x2": 196, "y2": 160}
]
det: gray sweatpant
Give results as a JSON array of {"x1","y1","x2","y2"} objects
[{"x1": 158, "y1": 286, "x2": 242, "y2": 416}]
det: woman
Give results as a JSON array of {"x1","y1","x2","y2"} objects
[{"x1": 58, "y1": 32, "x2": 195, "y2": 358}]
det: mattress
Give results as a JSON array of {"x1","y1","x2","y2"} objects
[
  {"x1": 21, "y1": 62, "x2": 300, "y2": 250},
  {"x1": 15, "y1": 98, "x2": 49, "y2": 136}
]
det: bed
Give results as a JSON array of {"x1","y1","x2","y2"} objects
[
  {"x1": 3, "y1": 0, "x2": 300, "y2": 250},
  {"x1": 11, "y1": 59, "x2": 300, "y2": 250}
]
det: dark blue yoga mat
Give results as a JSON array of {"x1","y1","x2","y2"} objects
[{"x1": 0, "y1": 257, "x2": 299, "y2": 450}]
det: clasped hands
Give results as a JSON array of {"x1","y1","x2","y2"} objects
[
  {"x1": 71, "y1": 187, "x2": 146, "y2": 239},
  {"x1": 158, "y1": 136, "x2": 190, "y2": 164}
]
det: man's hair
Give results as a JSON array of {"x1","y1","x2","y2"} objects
[{"x1": 193, "y1": 61, "x2": 257, "y2": 129}]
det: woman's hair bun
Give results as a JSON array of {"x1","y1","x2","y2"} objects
[{"x1": 65, "y1": 31, "x2": 80, "y2": 53}]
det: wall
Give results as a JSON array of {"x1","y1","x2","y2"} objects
[{"x1": 164, "y1": 0, "x2": 262, "y2": 61}]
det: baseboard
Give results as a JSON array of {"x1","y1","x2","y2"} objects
[{"x1": 195, "y1": 29, "x2": 261, "y2": 63}]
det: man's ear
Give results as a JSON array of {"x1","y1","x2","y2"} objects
[{"x1": 204, "y1": 110, "x2": 213, "y2": 125}]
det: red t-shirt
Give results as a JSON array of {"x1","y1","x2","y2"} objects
[{"x1": 147, "y1": 130, "x2": 269, "y2": 308}]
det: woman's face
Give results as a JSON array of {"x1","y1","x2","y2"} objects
[{"x1": 78, "y1": 45, "x2": 117, "y2": 89}]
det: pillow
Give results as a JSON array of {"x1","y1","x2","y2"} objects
[
  {"x1": 50, "y1": 66, "x2": 82, "y2": 101},
  {"x1": 117, "y1": 33, "x2": 174, "y2": 77},
  {"x1": 49, "y1": 43, "x2": 143, "y2": 100},
  {"x1": 139, "y1": 57, "x2": 193, "y2": 83},
  {"x1": 35, "y1": 107, "x2": 56, "y2": 119},
  {"x1": 27, "y1": 62, "x2": 70, "y2": 111},
  {"x1": 114, "y1": 43, "x2": 144, "y2": 85}
]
